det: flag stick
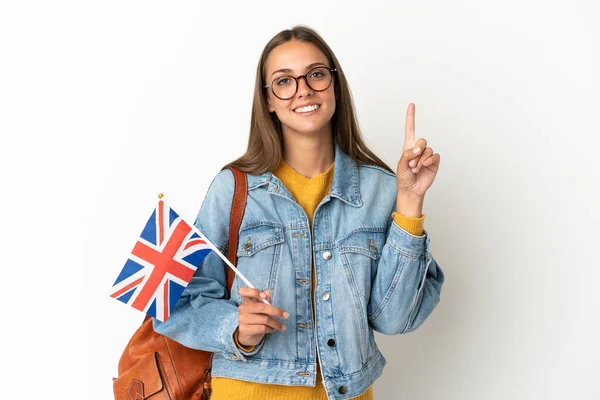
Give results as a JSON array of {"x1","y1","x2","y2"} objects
[{"x1": 192, "y1": 225, "x2": 271, "y2": 306}]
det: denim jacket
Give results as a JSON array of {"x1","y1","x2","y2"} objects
[{"x1": 154, "y1": 144, "x2": 444, "y2": 400}]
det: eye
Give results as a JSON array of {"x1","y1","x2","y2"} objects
[
  {"x1": 275, "y1": 77, "x2": 292, "y2": 86},
  {"x1": 309, "y1": 68, "x2": 329, "y2": 80}
]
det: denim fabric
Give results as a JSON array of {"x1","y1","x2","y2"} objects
[{"x1": 153, "y1": 144, "x2": 444, "y2": 400}]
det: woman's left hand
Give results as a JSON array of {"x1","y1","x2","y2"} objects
[{"x1": 396, "y1": 103, "x2": 440, "y2": 198}]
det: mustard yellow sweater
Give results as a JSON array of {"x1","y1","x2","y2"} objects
[{"x1": 211, "y1": 160, "x2": 425, "y2": 399}]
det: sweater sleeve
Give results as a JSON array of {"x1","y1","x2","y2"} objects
[
  {"x1": 392, "y1": 212, "x2": 425, "y2": 236},
  {"x1": 233, "y1": 328, "x2": 256, "y2": 353}
]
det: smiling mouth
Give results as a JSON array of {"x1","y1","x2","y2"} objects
[{"x1": 293, "y1": 104, "x2": 320, "y2": 113}]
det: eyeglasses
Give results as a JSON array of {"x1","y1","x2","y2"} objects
[{"x1": 264, "y1": 66, "x2": 337, "y2": 100}]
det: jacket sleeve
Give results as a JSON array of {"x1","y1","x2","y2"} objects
[
  {"x1": 152, "y1": 169, "x2": 263, "y2": 361},
  {"x1": 367, "y1": 215, "x2": 444, "y2": 335}
]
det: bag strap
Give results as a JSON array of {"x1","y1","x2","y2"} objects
[
  {"x1": 225, "y1": 167, "x2": 247, "y2": 295},
  {"x1": 204, "y1": 167, "x2": 247, "y2": 382}
]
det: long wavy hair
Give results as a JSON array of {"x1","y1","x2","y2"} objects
[{"x1": 223, "y1": 25, "x2": 393, "y2": 175}]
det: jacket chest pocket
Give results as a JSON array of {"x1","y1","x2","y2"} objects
[
  {"x1": 339, "y1": 229, "x2": 386, "y2": 300},
  {"x1": 231, "y1": 222, "x2": 284, "y2": 304}
]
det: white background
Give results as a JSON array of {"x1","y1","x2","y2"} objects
[{"x1": 1, "y1": 1, "x2": 599, "y2": 399}]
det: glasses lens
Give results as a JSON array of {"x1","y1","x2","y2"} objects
[
  {"x1": 272, "y1": 76, "x2": 297, "y2": 99},
  {"x1": 307, "y1": 67, "x2": 332, "y2": 91}
]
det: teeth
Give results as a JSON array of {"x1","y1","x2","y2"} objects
[{"x1": 294, "y1": 104, "x2": 319, "y2": 113}]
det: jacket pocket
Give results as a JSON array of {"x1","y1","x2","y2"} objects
[
  {"x1": 232, "y1": 222, "x2": 284, "y2": 304},
  {"x1": 339, "y1": 229, "x2": 385, "y2": 299}
]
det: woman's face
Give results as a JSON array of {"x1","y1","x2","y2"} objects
[{"x1": 264, "y1": 40, "x2": 336, "y2": 138}]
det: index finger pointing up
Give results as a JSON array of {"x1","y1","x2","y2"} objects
[{"x1": 404, "y1": 103, "x2": 416, "y2": 150}]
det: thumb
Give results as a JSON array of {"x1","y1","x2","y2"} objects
[
  {"x1": 263, "y1": 289, "x2": 272, "y2": 303},
  {"x1": 398, "y1": 145, "x2": 422, "y2": 172}
]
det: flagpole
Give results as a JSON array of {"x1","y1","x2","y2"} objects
[
  {"x1": 193, "y1": 226, "x2": 271, "y2": 306},
  {"x1": 160, "y1": 193, "x2": 271, "y2": 306}
]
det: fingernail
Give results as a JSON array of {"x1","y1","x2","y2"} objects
[
  {"x1": 283, "y1": 312, "x2": 289, "y2": 319},
  {"x1": 413, "y1": 147, "x2": 421, "y2": 154},
  {"x1": 412, "y1": 168, "x2": 418, "y2": 173},
  {"x1": 282, "y1": 325, "x2": 287, "y2": 331},
  {"x1": 260, "y1": 292, "x2": 266, "y2": 299},
  {"x1": 409, "y1": 160, "x2": 416, "y2": 167}
]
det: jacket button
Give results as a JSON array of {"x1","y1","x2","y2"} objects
[
  {"x1": 321, "y1": 292, "x2": 330, "y2": 301},
  {"x1": 323, "y1": 251, "x2": 332, "y2": 260},
  {"x1": 338, "y1": 386, "x2": 347, "y2": 394},
  {"x1": 327, "y1": 338, "x2": 336, "y2": 347}
]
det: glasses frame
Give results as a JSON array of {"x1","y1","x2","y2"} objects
[{"x1": 264, "y1": 66, "x2": 337, "y2": 100}]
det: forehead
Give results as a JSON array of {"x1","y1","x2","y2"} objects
[{"x1": 265, "y1": 40, "x2": 329, "y2": 75}]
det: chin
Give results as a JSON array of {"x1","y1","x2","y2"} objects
[
  {"x1": 293, "y1": 118, "x2": 333, "y2": 134},
  {"x1": 291, "y1": 123, "x2": 329, "y2": 135}
]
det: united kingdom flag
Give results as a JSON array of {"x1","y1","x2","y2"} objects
[{"x1": 110, "y1": 199, "x2": 212, "y2": 322}]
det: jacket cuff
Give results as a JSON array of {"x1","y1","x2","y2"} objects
[
  {"x1": 217, "y1": 311, "x2": 264, "y2": 361},
  {"x1": 387, "y1": 219, "x2": 430, "y2": 258}
]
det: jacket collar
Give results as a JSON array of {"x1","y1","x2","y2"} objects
[
  {"x1": 329, "y1": 143, "x2": 362, "y2": 207},
  {"x1": 247, "y1": 143, "x2": 363, "y2": 207}
]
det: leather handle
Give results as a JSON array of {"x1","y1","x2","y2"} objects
[
  {"x1": 226, "y1": 167, "x2": 247, "y2": 295},
  {"x1": 206, "y1": 167, "x2": 247, "y2": 375}
]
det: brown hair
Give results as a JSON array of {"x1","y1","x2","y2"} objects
[{"x1": 223, "y1": 25, "x2": 393, "y2": 175}]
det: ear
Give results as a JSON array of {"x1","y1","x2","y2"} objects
[{"x1": 267, "y1": 96, "x2": 275, "y2": 113}]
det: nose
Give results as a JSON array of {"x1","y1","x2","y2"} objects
[{"x1": 296, "y1": 76, "x2": 313, "y2": 97}]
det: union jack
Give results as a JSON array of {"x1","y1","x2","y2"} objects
[{"x1": 110, "y1": 199, "x2": 212, "y2": 322}]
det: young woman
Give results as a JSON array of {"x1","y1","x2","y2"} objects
[{"x1": 154, "y1": 25, "x2": 444, "y2": 400}]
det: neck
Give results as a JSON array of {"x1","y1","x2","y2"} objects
[{"x1": 281, "y1": 127, "x2": 334, "y2": 179}]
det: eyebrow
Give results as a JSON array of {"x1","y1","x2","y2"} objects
[{"x1": 271, "y1": 62, "x2": 328, "y2": 77}]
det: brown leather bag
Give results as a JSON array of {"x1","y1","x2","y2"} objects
[{"x1": 113, "y1": 167, "x2": 248, "y2": 400}]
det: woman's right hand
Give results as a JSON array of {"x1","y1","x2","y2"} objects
[{"x1": 237, "y1": 287, "x2": 289, "y2": 347}]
